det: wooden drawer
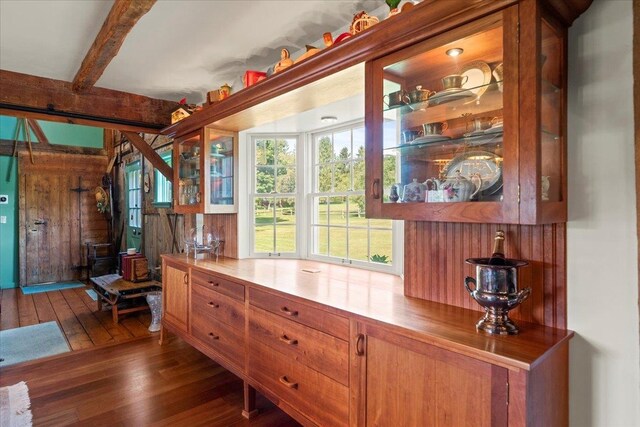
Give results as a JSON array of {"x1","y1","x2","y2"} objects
[
  {"x1": 248, "y1": 340, "x2": 348, "y2": 427},
  {"x1": 248, "y1": 306, "x2": 348, "y2": 386},
  {"x1": 191, "y1": 306, "x2": 244, "y2": 369},
  {"x1": 192, "y1": 283, "x2": 244, "y2": 331},
  {"x1": 191, "y1": 269, "x2": 245, "y2": 301},
  {"x1": 248, "y1": 287, "x2": 349, "y2": 340}
]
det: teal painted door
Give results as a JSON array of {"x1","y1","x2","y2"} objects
[{"x1": 125, "y1": 162, "x2": 142, "y2": 251}]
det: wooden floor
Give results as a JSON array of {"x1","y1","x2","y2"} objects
[
  {"x1": 0, "y1": 336, "x2": 300, "y2": 426},
  {"x1": 0, "y1": 284, "x2": 154, "y2": 350}
]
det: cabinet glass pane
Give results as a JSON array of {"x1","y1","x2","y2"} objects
[
  {"x1": 540, "y1": 19, "x2": 563, "y2": 203},
  {"x1": 177, "y1": 135, "x2": 201, "y2": 206},
  {"x1": 381, "y1": 21, "x2": 504, "y2": 204},
  {"x1": 207, "y1": 131, "x2": 234, "y2": 206}
]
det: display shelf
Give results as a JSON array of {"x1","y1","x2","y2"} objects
[
  {"x1": 384, "y1": 131, "x2": 503, "y2": 152},
  {"x1": 384, "y1": 81, "x2": 501, "y2": 113}
]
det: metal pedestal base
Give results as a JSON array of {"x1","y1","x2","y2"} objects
[{"x1": 476, "y1": 308, "x2": 519, "y2": 335}]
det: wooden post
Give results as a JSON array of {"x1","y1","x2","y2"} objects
[{"x1": 121, "y1": 131, "x2": 173, "y2": 181}]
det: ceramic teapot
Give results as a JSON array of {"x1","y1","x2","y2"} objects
[
  {"x1": 402, "y1": 179, "x2": 426, "y2": 202},
  {"x1": 442, "y1": 170, "x2": 482, "y2": 202}
]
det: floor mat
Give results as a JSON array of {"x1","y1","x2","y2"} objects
[
  {"x1": 85, "y1": 289, "x2": 98, "y2": 301},
  {"x1": 0, "y1": 381, "x2": 32, "y2": 427},
  {"x1": 21, "y1": 281, "x2": 85, "y2": 295},
  {"x1": 0, "y1": 322, "x2": 70, "y2": 367}
]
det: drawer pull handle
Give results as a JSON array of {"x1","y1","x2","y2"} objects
[
  {"x1": 208, "y1": 281, "x2": 219, "y2": 287},
  {"x1": 279, "y1": 306, "x2": 298, "y2": 317},
  {"x1": 355, "y1": 333, "x2": 365, "y2": 356},
  {"x1": 279, "y1": 334, "x2": 298, "y2": 345},
  {"x1": 279, "y1": 375, "x2": 298, "y2": 389},
  {"x1": 208, "y1": 332, "x2": 220, "y2": 340},
  {"x1": 207, "y1": 302, "x2": 219, "y2": 308}
]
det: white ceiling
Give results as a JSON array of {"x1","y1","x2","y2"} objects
[{"x1": 0, "y1": 0, "x2": 382, "y2": 105}]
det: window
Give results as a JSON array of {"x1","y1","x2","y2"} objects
[
  {"x1": 310, "y1": 125, "x2": 394, "y2": 268},
  {"x1": 125, "y1": 161, "x2": 142, "y2": 250},
  {"x1": 249, "y1": 122, "x2": 399, "y2": 273},
  {"x1": 251, "y1": 136, "x2": 298, "y2": 256},
  {"x1": 154, "y1": 150, "x2": 172, "y2": 206}
]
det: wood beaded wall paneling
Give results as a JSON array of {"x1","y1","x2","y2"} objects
[
  {"x1": 404, "y1": 221, "x2": 566, "y2": 329},
  {"x1": 184, "y1": 213, "x2": 238, "y2": 259}
]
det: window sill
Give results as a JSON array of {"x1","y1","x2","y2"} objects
[{"x1": 152, "y1": 202, "x2": 172, "y2": 209}]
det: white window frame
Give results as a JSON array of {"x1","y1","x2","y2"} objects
[
  {"x1": 306, "y1": 121, "x2": 402, "y2": 274},
  {"x1": 153, "y1": 149, "x2": 172, "y2": 207},
  {"x1": 245, "y1": 124, "x2": 403, "y2": 276},
  {"x1": 248, "y1": 134, "x2": 304, "y2": 259},
  {"x1": 126, "y1": 161, "x2": 142, "y2": 230}
]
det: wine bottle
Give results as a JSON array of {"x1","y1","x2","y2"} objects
[{"x1": 488, "y1": 230, "x2": 508, "y2": 265}]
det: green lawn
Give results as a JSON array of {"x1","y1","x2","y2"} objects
[{"x1": 254, "y1": 202, "x2": 393, "y2": 263}]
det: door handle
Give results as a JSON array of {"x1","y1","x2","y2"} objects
[
  {"x1": 355, "y1": 333, "x2": 365, "y2": 356},
  {"x1": 371, "y1": 179, "x2": 380, "y2": 199},
  {"x1": 34, "y1": 219, "x2": 47, "y2": 225}
]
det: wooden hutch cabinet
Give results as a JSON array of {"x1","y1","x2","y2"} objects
[
  {"x1": 365, "y1": 3, "x2": 568, "y2": 224},
  {"x1": 160, "y1": 1, "x2": 592, "y2": 426},
  {"x1": 173, "y1": 127, "x2": 238, "y2": 214},
  {"x1": 162, "y1": 261, "x2": 189, "y2": 333},
  {"x1": 350, "y1": 322, "x2": 508, "y2": 427}
]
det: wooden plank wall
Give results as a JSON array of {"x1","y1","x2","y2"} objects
[
  {"x1": 18, "y1": 152, "x2": 108, "y2": 285},
  {"x1": 404, "y1": 222, "x2": 566, "y2": 329},
  {"x1": 143, "y1": 213, "x2": 184, "y2": 276},
  {"x1": 114, "y1": 133, "x2": 185, "y2": 277},
  {"x1": 140, "y1": 136, "x2": 185, "y2": 275}
]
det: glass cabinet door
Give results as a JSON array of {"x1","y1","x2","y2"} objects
[
  {"x1": 175, "y1": 131, "x2": 203, "y2": 212},
  {"x1": 204, "y1": 127, "x2": 237, "y2": 213},
  {"x1": 540, "y1": 18, "x2": 563, "y2": 205},
  {"x1": 367, "y1": 11, "x2": 518, "y2": 223}
]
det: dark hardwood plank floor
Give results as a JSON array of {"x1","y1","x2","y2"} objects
[
  {"x1": 0, "y1": 336, "x2": 300, "y2": 427},
  {"x1": 0, "y1": 285, "x2": 153, "y2": 350}
]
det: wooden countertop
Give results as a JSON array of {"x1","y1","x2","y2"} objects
[{"x1": 162, "y1": 254, "x2": 572, "y2": 371}]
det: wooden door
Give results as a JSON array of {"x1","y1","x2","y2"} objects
[
  {"x1": 163, "y1": 262, "x2": 189, "y2": 332},
  {"x1": 23, "y1": 174, "x2": 75, "y2": 284},
  {"x1": 351, "y1": 323, "x2": 508, "y2": 427},
  {"x1": 19, "y1": 152, "x2": 108, "y2": 285}
]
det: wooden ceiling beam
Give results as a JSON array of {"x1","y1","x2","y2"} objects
[
  {"x1": 72, "y1": 0, "x2": 156, "y2": 93},
  {"x1": 1, "y1": 70, "x2": 178, "y2": 131},
  {"x1": 27, "y1": 119, "x2": 49, "y2": 145},
  {"x1": 122, "y1": 131, "x2": 173, "y2": 181}
]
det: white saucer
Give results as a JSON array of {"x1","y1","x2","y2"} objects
[
  {"x1": 410, "y1": 135, "x2": 451, "y2": 145},
  {"x1": 428, "y1": 88, "x2": 475, "y2": 106},
  {"x1": 463, "y1": 130, "x2": 487, "y2": 137}
]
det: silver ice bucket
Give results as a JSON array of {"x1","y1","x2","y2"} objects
[{"x1": 464, "y1": 257, "x2": 531, "y2": 335}]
